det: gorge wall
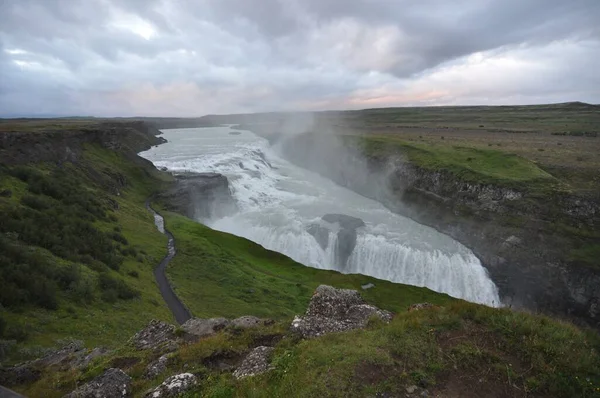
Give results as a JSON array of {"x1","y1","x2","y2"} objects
[{"x1": 270, "y1": 131, "x2": 600, "y2": 328}]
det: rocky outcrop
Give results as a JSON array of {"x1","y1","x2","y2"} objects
[
  {"x1": 144, "y1": 355, "x2": 170, "y2": 380},
  {"x1": 0, "y1": 121, "x2": 164, "y2": 166},
  {"x1": 130, "y1": 320, "x2": 177, "y2": 351},
  {"x1": 0, "y1": 341, "x2": 108, "y2": 387},
  {"x1": 159, "y1": 173, "x2": 237, "y2": 221},
  {"x1": 65, "y1": 368, "x2": 131, "y2": 398},
  {"x1": 233, "y1": 346, "x2": 275, "y2": 379},
  {"x1": 231, "y1": 316, "x2": 271, "y2": 329},
  {"x1": 290, "y1": 285, "x2": 393, "y2": 338},
  {"x1": 144, "y1": 373, "x2": 197, "y2": 397},
  {"x1": 181, "y1": 317, "x2": 230, "y2": 338}
]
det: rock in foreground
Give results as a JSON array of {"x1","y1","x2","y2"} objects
[
  {"x1": 130, "y1": 320, "x2": 177, "y2": 351},
  {"x1": 291, "y1": 285, "x2": 393, "y2": 338},
  {"x1": 144, "y1": 373, "x2": 197, "y2": 398},
  {"x1": 233, "y1": 346, "x2": 275, "y2": 380},
  {"x1": 181, "y1": 317, "x2": 230, "y2": 338},
  {"x1": 65, "y1": 368, "x2": 131, "y2": 398}
]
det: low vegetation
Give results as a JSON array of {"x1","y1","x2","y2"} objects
[{"x1": 18, "y1": 298, "x2": 600, "y2": 398}]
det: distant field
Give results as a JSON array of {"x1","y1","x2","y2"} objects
[{"x1": 227, "y1": 102, "x2": 600, "y2": 193}]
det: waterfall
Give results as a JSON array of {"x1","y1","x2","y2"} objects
[{"x1": 140, "y1": 126, "x2": 501, "y2": 307}]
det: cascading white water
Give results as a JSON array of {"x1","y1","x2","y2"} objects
[{"x1": 140, "y1": 126, "x2": 501, "y2": 307}]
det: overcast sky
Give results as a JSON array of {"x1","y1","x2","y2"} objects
[{"x1": 1, "y1": 0, "x2": 599, "y2": 117}]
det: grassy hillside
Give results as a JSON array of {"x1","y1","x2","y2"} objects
[
  {"x1": 19, "y1": 295, "x2": 600, "y2": 398},
  {"x1": 0, "y1": 121, "x2": 451, "y2": 365},
  {"x1": 0, "y1": 142, "x2": 175, "y2": 359},
  {"x1": 163, "y1": 211, "x2": 451, "y2": 320}
]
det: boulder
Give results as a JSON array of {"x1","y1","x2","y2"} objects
[
  {"x1": 130, "y1": 320, "x2": 177, "y2": 350},
  {"x1": 181, "y1": 317, "x2": 230, "y2": 338},
  {"x1": 230, "y1": 316, "x2": 266, "y2": 329},
  {"x1": 144, "y1": 355, "x2": 169, "y2": 380},
  {"x1": 145, "y1": 373, "x2": 197, "y2": 397},
  {"x1": 290, "y1": 285, "x2": 393, "y2": 338},
  {"x1": 233, "y1": 346, "x2": 275, "y2": 379},
  {"x1": 65, "y1": 368, "x2": 131, "y2": 398}
]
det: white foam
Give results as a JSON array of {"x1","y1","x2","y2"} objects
[{"x1": 140, "y1": 126, "x2": 501, "y2": 307}]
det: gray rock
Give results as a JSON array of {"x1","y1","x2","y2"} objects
[
  {"x1": 233, "y1": 346, "x2": 275, "y2": 379},
  {"x1": 144, "y1": 355, "x2": 169, "y2": 379},
  {"x1": 230, "y1": 316, "x2": 265, "y2": 329},
  {"x1": 144, "y1": 373, "x2": 197, "y2": 397},
  {"x1": 34, "y1": 340, "x2": 84, "y2": 368},
  {"x1": 65, "y1": 368, "x2": 131, "y2": 398},
  {"x1": 406, "y1": 385, "x2": 418, "y2": 394},
  {"x1": 503, "y1": 235, "x2": 522, "y2": 248},
  {"x1": 130, "y1": 320, "x2": 176, "y2": 350},
  {"x1": 290, "y1": 285, "x2": 393, "y2": 338},
  {"x1": 181, "y1": 317, "x2": 230, "y2": 338}
]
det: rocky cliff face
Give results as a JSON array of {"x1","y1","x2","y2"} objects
[
  {"x1": 0, "y1": 121, "x2": 165, "y2": 166},
  {"x1": 275, "y1": 132, "x2": 600, "y2": 328},
  {"x1": 158, "y1": 173, "x2": 237, "y2": 221}
]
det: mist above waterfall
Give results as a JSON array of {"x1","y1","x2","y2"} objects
[{"x1": 140, "y1": 125, "x2": 501, "y2": 307}]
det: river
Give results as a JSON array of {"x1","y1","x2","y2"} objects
[{"x1": 140, "y1": 126, "x2": 500, "y2": 306}]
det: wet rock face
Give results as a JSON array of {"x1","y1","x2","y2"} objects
[
  {"x1": 233, "y1": 346, "x2": 275, "y2": 379},
  {"x1": 144, "y1": 373, "x2": 197, "y2": 398},
  {"x1": 160, "y1": 173, "x2": 237, "y2": 221},
  {"x1": 130, "y1": 320, "x2": 177, "y2": 351},
  {"x1": 65, "y1": 368, "x2": 131, "y2": 398},
  {"x1": 307, "y1": 223, "x2": 330, "y2": 251},
  {"x1": 322, "y1": 214, "x2": 365, "y2": 268},
  {"x1": 290, "y1": 285, "x2": 393, "y2": 338}
]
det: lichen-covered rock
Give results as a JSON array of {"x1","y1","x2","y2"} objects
[
  {"x1": 290, "y1": 285, "x2": 393, "y2": 338},
  {"x1": 144, "y1": 355, "x2": 169, "y2": 379},
  {"x1": 181, "y1": 317, "x2": 230, "y2": 338},
  {"x1": 130, "y1": 320, "x2": 176, "y2": 350},
  {"x1": 233, "y1": 346, "x2": 275, "y2": 379},
  {"x1": 230, "y1": 316, "x2": 269, "y2": 329},
  {"x1": 306, "y1": 285, "x2": 365, "y2": 318},
  {"x1": 145, "y1": 373, "x2": 197, "y2": 397},
  {"x1": 65, "y1": 368, "x2": 131, "y2": 398}
]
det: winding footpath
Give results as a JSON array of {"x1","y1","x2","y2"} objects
[{"x1": 146, "y1": 200, "x2": 192, "y2": 324}]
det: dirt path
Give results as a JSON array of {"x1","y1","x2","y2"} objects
[{"x1": 146, "y1": 201, "x2": 192, "y2": 324}]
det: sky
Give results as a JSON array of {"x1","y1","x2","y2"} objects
[{"x1": 0, "y1": 0, "x2": 599, "y2": 117}]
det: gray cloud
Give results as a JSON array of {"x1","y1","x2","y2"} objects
[{"x1": 0, "y1": 0, "x2": 598, "y2": 116}]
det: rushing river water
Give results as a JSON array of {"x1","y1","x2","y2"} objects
[{"x1": 140, "y1": 126, "x2": 500, "y2": 306}]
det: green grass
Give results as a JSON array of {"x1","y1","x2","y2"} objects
[
  {"x1": 163, "y1": 211, "x2": 452, "y2": 319},
  {"x1": 0, "y1": 144, "x2": 175, "y2": 361},
  {"x1": 18, "y1": 301, "x2": 600, "y2": 398},
  {"x1": 356, "y1": 135, "x2": 555, "y2": 189}
]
